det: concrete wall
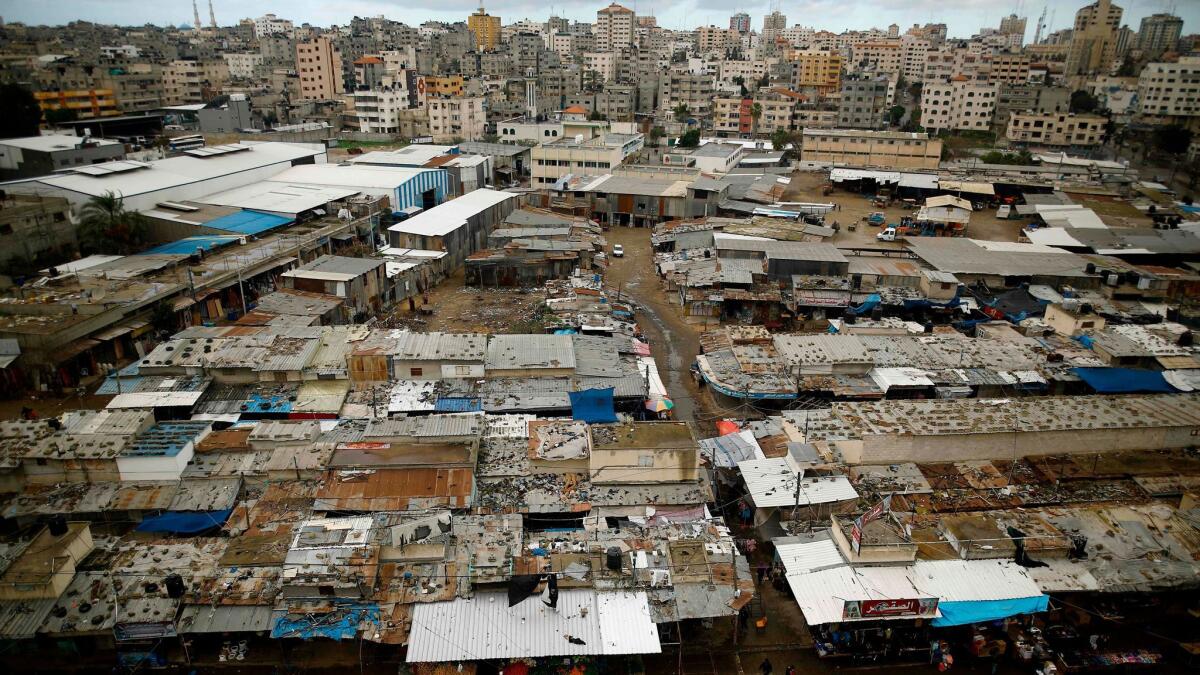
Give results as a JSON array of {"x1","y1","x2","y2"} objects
[{"x1": 859, "y1": 425, "x2": 1200, "y2": 463}]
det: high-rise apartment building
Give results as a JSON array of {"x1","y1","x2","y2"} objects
[
  {"x1": 467, "y1": 6, "x2": 501, "y2": 52},
  {"x1": 296, "y1": 36, "x2": 343, "y2": 100},
  {"x1": 1137, "y1": 56, "x2": 1200, "y2": 123},
  {"x1": 762, "y1": 12, "x2": 787, "y2": 43},
  {"x1": 730, "y1": 13, "x2": 751, "y2": 34},
  {"x1": 1136, "y1": 14, "x2": 1183, "y2": 57},
  {"x1": 999, "y1": 14, "x2": 1027, "y2": 42},
  {"x1": 595, "y1": 3, "x2": 635, "y2": 52},
  {"x1": 1065, "y1": 0, "x2": 1123, "y2": 77}
]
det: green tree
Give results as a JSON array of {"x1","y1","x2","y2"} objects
[
  {"x1": 750, "y1": 102, "x2": 763, "y2": 137},
  {"x1": 78, "y1": 191, "x2": 150, "y2": 255},
  {"x1": 0, "y1": 84, "x2": 43, "y2": 138},
  {"x1": 648, "y1": 126, "x2": 666, "y2": 146},
  {"x1": 1153, "y1": 124, "x2": 1193, "y2": 157},
  {"x1": 770, "y1": 128, "x2": 790, "y2": 151},
  {"x1": 587, "y1": 109, "x2": 607, "y2": 121},
  {"x1": 673, "y1": 103, "x2": 690, "y2": 123},
  {"x1": 756, "y1": 74, "x2": 770, "y2": 88},
  {"x1": 678, "y1": 129, "x2": 701, "y2": 147},
  {"x1": 887, "y1": 105, "x2": 905, "y2": 126},
  {"x1": 1070, "y1": 89, "x2": 1099, "y2": 114},
  {"x1": 43, "y1": 108, "x2": 79, "y2": 125}
]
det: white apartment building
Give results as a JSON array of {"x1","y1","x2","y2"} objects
[
  {"x1": 1137, "y1": 56, "x2": 1200, "y2": 122},
  {"x1": 254, "y1": 13, "x2": 294, "y2": 38},
  {"x1": 531, "y1": 132, "x2": 643, "y2": 184},
  {"x1": 595, "y1": 3, "x2": 635, "y2": 52},
  {"x1": 660, "y1": 70, "x2": 716, "y2": 119},
  {"x1": 697, "y1": 26, "x2": 735, "y2": 53},
  {"x1": 901, "y1": 38, "x2": 930, "y2": 82},
  {"x1": 921, "y1": 80, "x2": 998, "y2": 132},
  {"x1": 718, "y1": 60, "x2": 771, "y2": 86},
  {"x1": 781, "y1": 26, "x2": 815, "y2": 47},
  {"x1": 428, "y1": 96, "x2": 486, "y2": 142},
  {"x1": 354, "y1": 87, "x2": 424, "y2": 133},
  {"x1": 223, "y1": 52, "x2": 265, "y2": 80}
]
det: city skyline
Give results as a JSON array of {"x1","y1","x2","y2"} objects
[{"x1": 0, "y1": 0, "x2": 1194, "y2": 44}]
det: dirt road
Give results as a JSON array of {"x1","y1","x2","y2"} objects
[{"x1": 603, "y1": 227, "x2": 716, "y2": 433}]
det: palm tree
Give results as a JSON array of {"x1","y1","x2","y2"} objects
[
  {"x1": 750, "y1": 102, "x2": 763, "y2": 138},
  {"x1": 78, "y1": 191, "x2": 149, "y2": 255}
]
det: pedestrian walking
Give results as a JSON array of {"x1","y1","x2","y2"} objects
[
  {"x1": 759, "y1": 658, "x2": 773, "y2": 675},
  {"x1": 785, "y1": 666, "x2": 797, "y2": 675},
  {"x1": 756, "y1": 561, "x2": 769, "y2": 585}
]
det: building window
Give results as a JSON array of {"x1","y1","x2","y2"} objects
[{"x1": 410, "y1": 367, "x2": 423, "y2": 377}]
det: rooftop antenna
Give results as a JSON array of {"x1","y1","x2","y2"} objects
[
  {"x1": 192, "y1": 0, "x2": 201, "y2": 31},
  {"x1": 208, "y1": 0, "x2": 217, "y2": 29}
]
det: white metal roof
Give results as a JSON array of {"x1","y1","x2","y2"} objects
[
  {"x1": 388, "y1": 188, "x2": 516, "y2": 237},
  {"x1": 868, "y1": 367, "x2": 935, "y2": 392},
  {"x1": 736, "y1": 457, "x2": 858, "y2": 508},
  {"x1": 830, "y1": 168, "x2": 900, "y2": 183},
  {"x1": 1039, "y1": 208, "x2": 1107, "y2": 229},
  {"x1": 106, "y1": 391, "x2": 206, "y2": 409},
  {"x1": 784, "y1": 551, "x2": 1046, "y2": 626},
  {"x1": 14, "y1": 142, "x2": 324, "y2": 198},
  {"x1": 197, "y1": 181, "x2": 357, "y2": 215},
  {"x1": 1, "y1": 134, "x2": 122, "y2": 151},
  {"x1": 406, "y1": 590, "x2": 661, "y2": 662},
  {"x1": 925, "y1": 195, "x2": 973, "y2": 210},
  {"x1": 775, "y1": 536, "x2": 845, "y2": 575}
]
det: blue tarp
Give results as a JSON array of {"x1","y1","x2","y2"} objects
[
  {"x1": 1072, "y1": 367, "x2": 1178, "y2": 394},
  {"x1": 271, "y1": 603, "x2": 380, "y2": 640},
  {"x1": 1073, "y1": 334, "x2": 1095, "y2": 349},
  {"x1": 434, "y1": 396, "x2": 482, "y2": 412},
  {"x1": 931, "y1": 595, "x2": 1049, "y2": 627},
  {"x1": 202, "y1": 210, "x2": 294, "y2": 236},
  {"x1": 850, "y1": 294, "x2": 881, "y2": 315},
  {"x1": 138, "y1": 235, "x2": 243, "y2": 256},
  {"x1": 570, "y1": 387, "x2": 618, "y2": 423},
  {"x1": 135, "y1": 509, "x2": 232, "y2": 534}
]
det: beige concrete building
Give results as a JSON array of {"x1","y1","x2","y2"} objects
[
  {"x1": 531, "y1": 133, "x2": 644, "y2": 185},
  {"x1": 296, "y1": 36, "x2": 343, "y2": 101},
  {"x1": 1066, "y1": 0, "x2": 1123, "y2": 78},
  {"x1": 162, "y1": 59, "x2": 230, "y2": 105},
  {"x1": 697, "y1": 26, "x2": 735, "y2": 54},
  {"x1": 595, "y1": 3, "x2": 635, "y2": 52},
  {"x1": 802, "y1": 129, "x2": 942, "y2": 170},
  {"x1": 467, "y1": 6, "x2": 502, "y2": 52},
  {"x1": 985, "y1": 53, "x2": 1032, "y2": 84},
  {"x1": 0, "y1": 522, "x2": 93, "y2": 600},
  {"x1": 660, "y1": 69, "x2": 716, "y2": 119},
  {"x1": 921, "y1": 79, "x2": 998, "y2": 132},
  {"x1": 428, "y1": 96, "x2": 486, "y2": 142},
  {"x1": 1006, "y1": 111, "x2": 1106, "y2": 147},
  {"x1": 713, "y1": 90, "x2": 802, "y2": 137},
  {"x1": 852, "y1": 41, "x2": 902, "y2": 74}
]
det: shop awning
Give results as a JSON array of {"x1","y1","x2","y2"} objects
[
  {"x1": 55, "y1": 338, "x2": 99, "y2": 363},
  {"x1": 569, "y1": 387, "x2": 617, "y2": 423},
  {"x1": 931, "y1": 596, "x2": 1049, "y2": 627},
  {"x1": 0, "y1": 339, "x2": 20, "y2": 368}
]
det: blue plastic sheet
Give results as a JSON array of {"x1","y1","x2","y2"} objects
[
  {"x1": 1072, "y1": 367, "x2": 1177, "y2": 394},
  {"x1": 434, "y1": 396, "x2": 482, "y2": 412},
  {"x1": 202, "y1": 210, "x2": 293, "y2": 235},
  {"x1": 271, "y1": 603, "x2": 380, "y2": 640},
  {"x1": 570, "y1": 387, "x2": 618, "y2": 423},
  {"x1": 136, "y1": 509, "x2": 232, "y2": 534},
  {"x1": 931, "y1": 595, "x2": 1049, "y2": 627}
]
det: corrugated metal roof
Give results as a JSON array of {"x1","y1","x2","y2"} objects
[
  {"x1": 486, "y1": 334, "x2": 576, "y2": 371},
  {"x1": 406, "y1": 590, "x2": 660, "y2": 662},
  {"x1": 178, "y1": 604, "x2": 275, "y2": 634},
  {"x1": 737, "y1": 458, "x2": 858, "y2": 508},
  {"x1": 394, "y1": 331, "x2": 487, "y2": 361},
  {"x1": 912, "y1": 559, "x2": 1044, "y2": 602},
  {"x1": 388, "y1": 189, "x2": 516, "y2": 237},
  {"x1": 775, "y1": 534, "x2": 845, "y2": 575},
  {"x1": 699, "y1": 430, "x2": 764, "y2": 468},
  {"x1": 786, "y1": 564, "x2": 933, "y2": 626}
]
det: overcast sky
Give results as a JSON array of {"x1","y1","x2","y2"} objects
[{"x1": 0, "y1": 1, "x2": 1195, "y2": 43}]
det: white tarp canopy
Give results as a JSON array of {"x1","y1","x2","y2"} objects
[{"x1": 830, "y1": 168, "x2": 901, "y2": 184}]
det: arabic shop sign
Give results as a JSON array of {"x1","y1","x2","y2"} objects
[{"x1": 842, "y1": 597, "x2": 939, "y2": 620}]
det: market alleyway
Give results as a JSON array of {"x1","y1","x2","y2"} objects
[{"x1": 602, "y1": 226, "x2": 713, "y2": 432}]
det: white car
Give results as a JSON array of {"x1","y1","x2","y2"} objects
[{"x1": 612, "y1": 244, "x2": 624, "y2": 257}]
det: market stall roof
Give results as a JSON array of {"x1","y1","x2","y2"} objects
[
  {"x1": 406, "y1": 590, "x2": 661, "y2": 662},
  {"x1": 939, "y1": 180, "x2": 994, "y2": 196}
]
